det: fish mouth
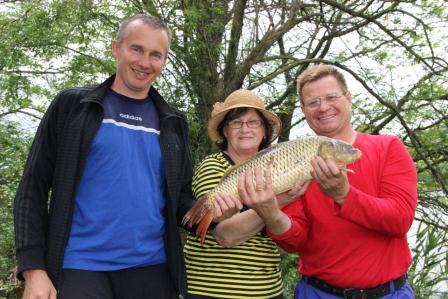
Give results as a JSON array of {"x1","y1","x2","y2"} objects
[{"x1": 341, "y1": 148, "x2": 362, "y2": 163}]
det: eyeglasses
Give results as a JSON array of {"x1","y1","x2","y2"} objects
[
  {"x1": 302, "y1": 92, "x2": 346, "y2": 109},
  {"x1": 227, "y1": 119, "x2": 264, "y2": 129}
]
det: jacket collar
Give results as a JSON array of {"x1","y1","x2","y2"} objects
[
  {"x1": 82, "y1": 74, "x2": 182, "y2": 120},
  {"x1": 81, "y1": 75, "x2": 115, "y2": 103},
  {"x1": 148, "y1": 83, "x2": 181, "y2": 120}
]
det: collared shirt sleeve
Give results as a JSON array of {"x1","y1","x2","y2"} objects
[{"x1": 267, "y1": 199, "x2": 310, "y2": 252}]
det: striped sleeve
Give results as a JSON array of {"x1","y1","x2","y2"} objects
[{"x1": 192, "y1": 153, "x2": 230, "y2": 199}]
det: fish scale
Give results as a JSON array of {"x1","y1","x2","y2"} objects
[
  {"x1": 209, "y1": 136, "x2": 331, "y2": 201},
  {"x1": 183, "y1": 135, "x2": 362, "y2": 245}
]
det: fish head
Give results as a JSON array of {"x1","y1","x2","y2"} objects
[{"x1": 318, "y1": 139, "x2": 362, "y2": 165}]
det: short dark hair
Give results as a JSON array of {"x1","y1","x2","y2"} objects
[
  {"x1": 116, "y1": 13, "x2": 172, "y2": 46},
  {"x1": 296, "y1": 64, "x2": 348, "y2": 103},
  {"x1": 216, "y1": 107, "x2": 274, "y2": 151}
]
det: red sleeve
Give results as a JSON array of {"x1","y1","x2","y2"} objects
[
  {"x1": 267, "y1": 199, "x2": 309, "y2": 252},
  {"x1": 334, "y1": 137, "x2": 417, "y2": 237}
]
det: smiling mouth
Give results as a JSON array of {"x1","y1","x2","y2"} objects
[
  {"x1": 132, "y1": 68, "x2": 150, "y2": 77},
  {"x1": 319, "y1": 114, "x2": 335, "y2": 121}
]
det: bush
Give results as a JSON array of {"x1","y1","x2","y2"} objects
[
  {"x1": 281, "y1": 253, "x2": 299, "y2": 298},
  {"x1": 0, "y1": 122, "x2": 31, "y2": 298}
]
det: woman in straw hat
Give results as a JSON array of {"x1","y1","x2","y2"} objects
[{"x1": 184, "y1": 89, "x2": 304, "y2": 299}]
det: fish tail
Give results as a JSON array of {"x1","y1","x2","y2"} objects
[
  {"x1": 182, "y1": 196, "x2": 208, "y2": 228},
  {"x1": 195, "y1": 210, "x2": 215, "y2": 246}
]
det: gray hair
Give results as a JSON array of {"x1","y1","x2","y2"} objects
[{"x1": 116, "y1": 13, "x2": 172, "y2": 46}]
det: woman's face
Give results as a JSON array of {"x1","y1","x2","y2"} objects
[{"x1": 224, "y1": 108, "x2": 266, "y2": 155}]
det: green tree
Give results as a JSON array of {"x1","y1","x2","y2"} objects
[
  {"x1": 0, "y1": 122, "x2": 31, "y2": 297},
  {"x1": 1, "y1": 1, "x2": 447, "y2": 297}
]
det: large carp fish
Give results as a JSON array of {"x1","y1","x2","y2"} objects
[{"x1": 182, "y1": 135, "x2": 362, "y2": 245}]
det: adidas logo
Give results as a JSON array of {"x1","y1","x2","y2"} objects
[{"x1": 119, "y1": 113, "x2": 143, "y2": 122}]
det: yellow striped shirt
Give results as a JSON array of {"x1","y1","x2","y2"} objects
[{"x1": 184, "y1": 152, "x2": 283, "y2": 299}]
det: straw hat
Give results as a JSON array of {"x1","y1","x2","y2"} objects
[{"x1": 208, "y1": 89, "x2": 282, "y2": 144}]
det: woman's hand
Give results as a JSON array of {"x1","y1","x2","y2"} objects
[
  {"x1": 238, "y1": 167, "x2": 291, "y2": 234},
  {"x1": 212, "y1": 192, "x2": 243, "y2": 223},
  {"x1": 239, "y1": 167, "x2": 277, "y2": 211}
]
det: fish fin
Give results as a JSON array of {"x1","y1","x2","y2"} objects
[
  {"x1": 195, "y1": 210, "x2": 215, "y2": 246},
  {"x1": 336, "y1": 163, "x2": 355, "y2": 174},
  {"x1": 340, "y1": 167, "x2": 355, "y2": 174},
  {"x1": 221, "y1": 164, "x2": 239, "y2": 180},
  {"x1": 276, "y1": 187, "x2": 292, "y2": 195},
  {"x1": 182, "y1": 196, "x2": 208, "y2": 228}
]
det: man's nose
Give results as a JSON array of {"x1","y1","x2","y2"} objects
[
  {"x1": 317, "y1": 98, "x2": 331, "y2": 110},
  {"x1": 138, "y1": 55, "x2": 152, "y2": 69}
]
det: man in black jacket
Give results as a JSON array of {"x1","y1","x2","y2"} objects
[{"x1": 14, "y1": 13, "x2": 240, "y2": 299}]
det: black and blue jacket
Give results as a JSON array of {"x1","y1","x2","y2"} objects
[{"x1": 14, "y1": 75, "x2": 194, "y2": 297}]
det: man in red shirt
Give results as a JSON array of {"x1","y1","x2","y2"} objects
[{"x1": 239, "y1": 64, "x2": 417, "y2": 298}]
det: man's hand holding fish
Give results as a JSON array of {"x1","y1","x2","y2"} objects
[{"x1": 310, "y1": 156, "x2": 351, "y2": 205}]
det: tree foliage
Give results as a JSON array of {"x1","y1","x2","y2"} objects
[
  {"x1": 0, "y1": 122, "x2": 30, "y2": 297},
  {"x1": 0, "y1": 0, "x2": 447, "y2": 297}
]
